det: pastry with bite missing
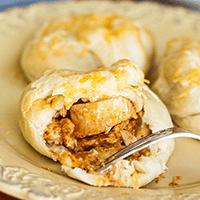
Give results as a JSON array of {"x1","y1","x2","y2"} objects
[
  {"x1": 152, "y1": 38, "x2": 200, "y2": 133},
  {"x1": 19, "y1": 59, "x2": 174, "y2": 188},
  {"x1": 21, "y1": 14, "x2": 154, "y2": 82}
]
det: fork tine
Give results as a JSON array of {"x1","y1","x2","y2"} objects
[
  {"x1": 95, "y1": 128, "x2": 172, "y2": 172},
  {"x1": 95, "y1": 127, "x2": 200, "y2": 173},
  {"x1": 110, "y1": 128, "x2": 172, "y2": 157}
]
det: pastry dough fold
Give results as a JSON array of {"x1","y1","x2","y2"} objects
[
  {"x1": 152, "y1": 38, "x2": 200, "y2": 132},
  {"x1": 21, "y1": 14, "x2": 154, "y2": 81},
  {"x1": 19, "y1": 59, "x2": 174, "y2": 188}
]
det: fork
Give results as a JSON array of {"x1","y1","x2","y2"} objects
[{"x1": 95, "y1": 127, "x2": 200, "y2": 173}]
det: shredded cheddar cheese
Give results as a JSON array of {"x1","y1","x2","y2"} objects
[
  {"x1": 173, "y1": 67, "x2": 200, "y2": 99},
  {"x1": 168, "y1": 38, "x2": 200, "y2": 55},
  {"x1": 38, "y1": 14, "x2": 139, "y2": 59},
  {"x1": 164, "y1": 38, "x2": 200, "y2": 99}
]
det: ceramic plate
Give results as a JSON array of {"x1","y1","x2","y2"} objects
[{"x1": 0, "y1": 1, "x2": 200, "y2": 199}]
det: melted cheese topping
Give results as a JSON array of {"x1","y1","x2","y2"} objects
[
  {"x1": 167, "y1": 38, "x2": 200, "y2": 56},
  {"x1": 58, "y1": 67, "x2": 144, "y2": 109},
  {"x1": 38, "y1": 14, "x2": 140, "y2": 59},
  {"x1": 164, "y1": 38, "x2": 200, "y2": 99},
  {"x1": 26, "y1": 60, "x2": 146, "y2": 114},
  {"x1": 173, "y1": 67, "x2": 200, "y2": 99}
]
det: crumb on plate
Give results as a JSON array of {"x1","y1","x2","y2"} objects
[
  {"x1": 155, "y1": 174, "x2": 165, "y2": 184},
  {"x1": 169, "y1": 176, "x2": 182, "y2": 187},
  {"x1": 41, "y1": 165, "x2": 52, "y2": 172}
]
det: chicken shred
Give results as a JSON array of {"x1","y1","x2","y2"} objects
[{"x1": 43, "y1": 97, "x2": 152, "y2": 172}]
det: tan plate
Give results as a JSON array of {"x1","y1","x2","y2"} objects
[{"x1": 0, "y1": 1, "x2": 200, "y2": 199}]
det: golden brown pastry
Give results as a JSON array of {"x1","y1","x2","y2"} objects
[
  {"x1": 19, "y1": 59, "x2": 174, "y2": 188},
  {"x1": 152, "y1": 38, "x2": 200, "y2": 132},
  {"x1": 21, "y1": 14, "x2": 154, "y2": 82}
]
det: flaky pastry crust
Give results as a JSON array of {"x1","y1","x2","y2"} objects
[
  {"x1": 21, "y1": 14, "x2": 154, "y2": 81},
  {"x1": 152, "y1": 38, "x2": 200, "y2": 132},
  {"x1": 19, "y1": 59, "x2": 174, "y2": 188}
]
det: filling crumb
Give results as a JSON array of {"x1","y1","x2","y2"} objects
[
  {"x1": 43, "y1": 96, "x2": 152, "y2": 172},
  {"x1": 169, "y1": 176, "x2": 182, "y2": 187},
  {"x1": 155, "y1": 174, "x2": 166, "y2": 184},
  {"x1": 41, "y1": 165, "x2": 52, "y2": 172}
]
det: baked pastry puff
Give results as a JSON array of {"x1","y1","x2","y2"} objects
[
  {"x1": 21, "y1": 14, "x2": 154, "y2": 82},
  {"x1": 152, "y1": 38, "x2": 200, "y2": 133},
  {"x1": 19, "y1": 59, "x2": 174, "y2": 188}
]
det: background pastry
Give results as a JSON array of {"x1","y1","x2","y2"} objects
[
  {"x1": 21, "y1": 14, "x2": 154, "y2": 82},
  {"x1": 152, "y1": 38, "x2": 200, "y2": 133},
  {"x1": 19, "y1": 59, "x2": 174, "y2": 188}
]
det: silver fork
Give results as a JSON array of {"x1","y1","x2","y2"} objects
[{"x1": 95, "y1": 127, "x2": 200, "y2": 173}]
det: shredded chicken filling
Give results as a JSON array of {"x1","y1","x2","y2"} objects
[{"x1": 43, "y1": 97, "x2": 152, "y2": 172}]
